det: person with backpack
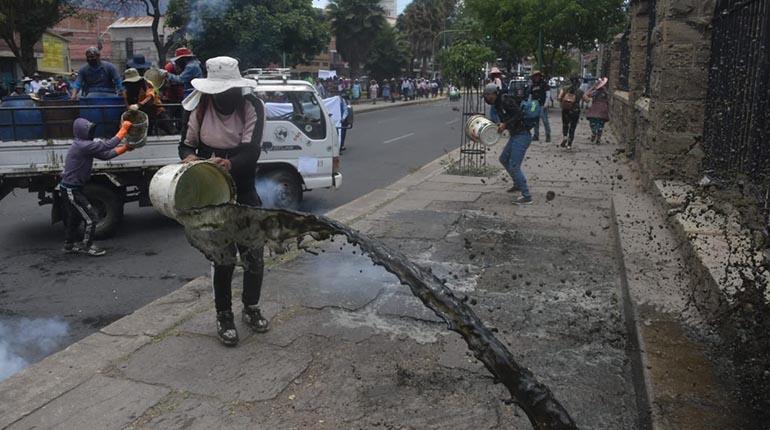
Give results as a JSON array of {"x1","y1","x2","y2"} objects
[
  {"x1": 557, "y1": 75, "x2": 584, "y2": 149},
  {"x1": 529, "y1": 70, "x2": 551, "y2": 142},
  {"x1": 584, "y1": 77, "x2": 610, "y2": 144},
  {"x1": 178, "y1": 56, "x2": 269, "y2": 347},
  {"x1": 483, "y1": 83, "x2": 533, "y2": 205}
]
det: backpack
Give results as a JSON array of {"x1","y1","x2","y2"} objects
[{"x1": 520, "y1": 98, "x2": 541, "y2": 130}]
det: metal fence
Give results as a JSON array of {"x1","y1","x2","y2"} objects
[
  {"x1": 703, "y1": 0, "x2": 770, "y2": 217},
  {"x1": 618, "y1": 28, "x2": 631, "y2": 91}
]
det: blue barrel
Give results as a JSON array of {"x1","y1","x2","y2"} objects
[
  {"x1": 0, "y1": 96, "x2": 44, "y2": 141},
  {"x1": 79, "y1": 97, "x2": 125, "y2": 138}
]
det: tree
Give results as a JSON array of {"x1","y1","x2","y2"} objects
[
  {"x1": 167, "y1": 0, "x2": 329, "y2": 68},
  {"x1": 464, "y1": 0, "x2": 626, "y2": 77},
  {"x1": 111, "y1": 0, "x2": 184, "y2": 66},
  {"x1": 0, "y1": 0, "x2": 78, "y2": 75},
  {"x1": 327, "y1": 0, "x2": 386, "y2": 77},
  {"x1": 397, "y1": 0, "x2": 457, "y2": 75},
  {"x1": 435, "y1": 41, "x2": 494, "y2": 87},
  {"x1": 365, "y1": 25, "x2": 410, "y2": 80}
]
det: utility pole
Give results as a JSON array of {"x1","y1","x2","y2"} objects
[{"x1": 538, "y1": 0, "x2": 545, "y2": 72}]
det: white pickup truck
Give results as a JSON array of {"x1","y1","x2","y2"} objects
[{"x1": 0, "y1": 74, "x2": 344, "y2": 237}]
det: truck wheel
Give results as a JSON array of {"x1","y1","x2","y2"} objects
[
  {"x1": 256, "y1": 169, "x2": 302, "y2": 210},
  {"x1": 83, "y1": 183, "x2": 124, "y2": 239}
]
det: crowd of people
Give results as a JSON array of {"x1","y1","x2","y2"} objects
[{"x1": 307, "y1": 76, "x2": 448, "y2": 104}]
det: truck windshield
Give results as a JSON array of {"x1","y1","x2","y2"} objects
[{"x1": 259, "y1": 91, "x2": 325, "y2": 140}]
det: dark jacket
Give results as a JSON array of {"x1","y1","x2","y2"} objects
[
  {"x1": 74, "y1": 61, "x2": 123, "y2": 95},
  {"x1": 178, "y1": 94, "x2": 266, "y2": 206},
  {"x1": 529, "y1": 78, "x2": 550, "y2": 105},
  {"x1": 60, "y1": 118, "x2": 122, "y2": 187},
  {"x1": 493, "y1": 93, "x2": 527, "y2": 135}
]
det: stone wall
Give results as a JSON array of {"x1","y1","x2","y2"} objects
[{"x1": 608, "y1": 0, "x2": 716, "y2": 181}]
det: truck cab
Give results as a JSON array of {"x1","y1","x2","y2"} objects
[{"x1": 243, "y1": 69, "x2": 343, "y2": 209}]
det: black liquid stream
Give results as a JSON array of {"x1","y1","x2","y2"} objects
[{"x1": 177, "y1": 204, "x2": 578, "y2": 430}]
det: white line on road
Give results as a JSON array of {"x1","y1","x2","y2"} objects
[
  {"x1": 383, "y1": 133, "x2": 415, "y2": 144},
  {"x1": 444, "y1": 118, "x2": 460, "y2": 125}
]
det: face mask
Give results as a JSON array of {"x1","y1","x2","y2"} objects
[
  {"x1": 212, "y1": 89, "x2": 242, "y2": 113},
  {"x1": 87, "y1": 59, "x2": 99, "y2": 67}
]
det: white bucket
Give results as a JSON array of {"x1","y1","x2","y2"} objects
[
  {"x1": 465, "y1": 114, "x2": 509, "y2": 146},
  {"x1": 149, "y1": 161, "x2": 236, "y2": 220}
]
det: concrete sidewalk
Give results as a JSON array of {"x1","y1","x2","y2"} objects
[{"x1": 1, "y1": 111, "x2": 642, "y2": 429}]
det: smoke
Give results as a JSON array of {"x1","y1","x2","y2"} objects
[
  {"x1": 0, "y1": 317, "x2": 69, "y2": 382},
  {"x1": 255, "y1": 177, "x2": 283, "y2": 209},
  {"x1": 185, "y1": 0, "x2": 230, "y2": 39}
]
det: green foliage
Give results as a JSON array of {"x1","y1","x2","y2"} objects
[
  {"x1": 464, "y1": 0, "x2": 626, "y2": 76},
  {"x1": 327, "y1": 0, "x2": 386, "y2": 77},
  {"x1": 365, "y1": 25, "x2": 411, "y2": 80},
  {"x1": 397, "y1": 0, "x2": 457, "y2": 74},
  {"x1": 166, "y1": 0, "x2": 329, "y2": 68},
  {"x1": 435, "y1": 41, "x2": 494, "y2": 86},
  {"x1": 0, "y1": 0, "x2": 78, "y2": 75}
]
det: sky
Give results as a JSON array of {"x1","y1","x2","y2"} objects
[{"x1": 312, "y1": 0, "x2": 411, "y2": 14}]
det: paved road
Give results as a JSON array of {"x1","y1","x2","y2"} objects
[{"x1": 0, "y1": 98, "x2": 462, "y2": 374}]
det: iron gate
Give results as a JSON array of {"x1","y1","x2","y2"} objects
[{"x1": 703, "y1": 0, "x2": 770, "y2": 221}]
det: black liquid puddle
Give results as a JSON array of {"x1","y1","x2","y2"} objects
[{"x1": 177, "y1": 204, "x2": 578, "y2": 429}]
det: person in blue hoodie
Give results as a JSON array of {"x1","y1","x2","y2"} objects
[{"x1": 59, "y1": 118, "x2": 133, "y2": 256}]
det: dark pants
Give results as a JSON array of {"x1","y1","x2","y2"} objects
[
  {"x1": 62, "y1": 186, "x2": 97, "y2": 247},
  {"x1": 199, "y1": 143, "x2": 265, "y2": 312},
  {"x1": 562, "y1": 110, "x2": 580, "y2": 143}
]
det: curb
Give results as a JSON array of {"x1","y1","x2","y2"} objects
[{"x1": 353, "y1": 97, "x2": 448, "y2": 115}]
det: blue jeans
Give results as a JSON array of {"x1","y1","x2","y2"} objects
[
  {"x1": 499, "y1": 131, "x2": 532, "y2": 198},
  {"x1": 533, "y1": 106, "x2": 551, "y2": 140}
]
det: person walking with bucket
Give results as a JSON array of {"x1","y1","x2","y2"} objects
[{"x1": 178, "y1": 56, "x2": 269, "y2": 347}]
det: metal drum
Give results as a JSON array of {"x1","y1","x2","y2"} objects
[
  {"x1": 465, "y1": 114, "x2": 508, "y2": 146},
  {"x1": 149, "y1": 161, "x2": 236, "y2": 221}
]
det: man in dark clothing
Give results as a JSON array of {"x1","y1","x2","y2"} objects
[
  {"x1": 60, "y1": 118, "x2": 133, "y2": 256},
  {"x1": 178, "y1": 56, "x2": 268, "y2": 347},
  {"x1": 71, "y1": 47, "x2": 123, "y2": 99},
  {"x1": 529, "y1": 70, "x2": 551, "y2": 142},
  {"x1": 483, "y1": 83, "x2": 534, "y2": 205},
  {"x1": 164, "y1": 47, "x2": 203, "y2": 98},
  {"x1": 558, "y1": 75, "x2": 584, "y2": 149}
]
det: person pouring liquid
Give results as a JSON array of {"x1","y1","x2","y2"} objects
[{"x1": 178, "y1": 56, "x2": 268, "y2": 347}]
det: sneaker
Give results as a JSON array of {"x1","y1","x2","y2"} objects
[
  {"x1": 506, "y1": 185, "x2": 521, "y2": 193},
  {"x1": 560, "y1": 138, "x2": 568, "y2": 148},
  {"x1": 514, "y1": 196, "x2": 534, "y2": 205},
  {"x1": 532, "y1": 136, "x2": 540, "y2": 142},
  {"x1": 545, "y1": 136, "x2": 551, "y2": 143},
  {"x1": 216, "y1": 310, "x2": 239, "y2": 346},
  {"x1": 242, "y1": 304, "x2": 270, "y2": 333},
  {"x1": 79, "y1": 244, "x2": 106, "y2": 256}
]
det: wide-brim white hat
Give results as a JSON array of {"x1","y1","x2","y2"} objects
[{"x1": 191, "y1": 56, "x2": 254, "y2": 95}]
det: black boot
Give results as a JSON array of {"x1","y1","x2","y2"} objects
[
  {"x1": 216, "y1": 310, "x2": 239, "y2": 346},
  {"x1": 242, "y1": 304, "x2": 270, "y2": 333}
]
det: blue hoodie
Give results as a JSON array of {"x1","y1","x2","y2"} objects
[{"x1": 60, "y1": 118, "x2": 122, "y2": 187}]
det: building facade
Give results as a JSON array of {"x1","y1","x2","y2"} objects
[
  {"x1": 108, "y1": 16, "x2": 173, "y2": 71},
  {"x1": 379, "y1": 0, "x2": 397, "y2": 19}
]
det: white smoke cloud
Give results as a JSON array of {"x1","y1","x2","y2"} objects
[
  {"x1": 185, "y1": 0, "x2": 230, "y2": 39},
  {"x1": 0, "y1": 317, "x2": 69, "y2": 382}
]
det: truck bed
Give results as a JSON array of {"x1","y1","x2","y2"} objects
[{"x1": 0, "y1": 136, "x2": 181, "y2": 177}]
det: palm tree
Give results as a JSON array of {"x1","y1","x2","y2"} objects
[
  {"x1": 327, "y1": 0, "x2": 386, "y2": 77},
  {"x1": 398, "y1": 0, "x2": 457, "y2": 75}
]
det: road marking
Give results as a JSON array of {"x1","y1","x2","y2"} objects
[
  {"x1": 444, "y1": 118, "x2": 460, "y2": 125},
  {"x1": 383, "y1": 133, "x2": 415, "y2": 144}
]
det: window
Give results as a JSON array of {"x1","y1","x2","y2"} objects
[
  {"x1": 125, "y1": 37, "x2": 134, "y2": 59},
  {"x1": 259, "y1": 90, "x2": 326, "y2": 140}
]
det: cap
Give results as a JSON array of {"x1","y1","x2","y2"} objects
[{"x1": 483, "y1": 83, "x2": 498, "y2": 95}]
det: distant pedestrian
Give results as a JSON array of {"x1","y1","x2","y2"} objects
[
  {"x1": 558, "y1": 75, "x2": 584, "y2": 149},
  {"x1": 381, "y1": 79, "x2": 391, "y2": 102},
  {"x1": 315, "y1": 79, "x2": 327, "y2": 97},
  {"x1": 71, "y1": 47, "x2": 124, "y2": 99},
  {"x1": 584, "y1": 77, "x2": 610, "y2": 144},
  {"x1": 29, "y1": 73, "x2": 43, "y2": 94},
  {"x1": 529, "y1": 70, "x2": 551, "y2": 142},
  {"x1": 489, "y1": 67, "x2": 504, "y2": 90},
  {"x1": 21, "y1": 77, "x2": 33, "y2": 94},
  {"x1": 164, "y1": 47, "x2": 203, "y2": 98},
  {"x1": 483, "y1": 83, "x2": 533, "y2": 205},
  {"x1": 369, "y1": 80, "x2": 379, "y2": 104},
  {"x1": 351, "y1": 79, "x2": 361, "y2": 100}
]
